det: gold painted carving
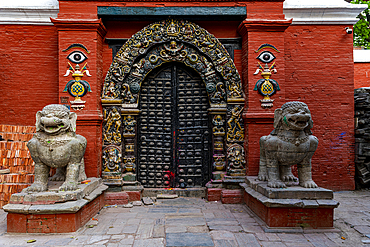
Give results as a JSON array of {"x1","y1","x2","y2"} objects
[
  {"x1": 123, "y1": 115, "x2": 136, "y2": 135},
  {"x1": 227, "y1": 105, "x2": 244, "y2": 142},
  {"x1": 101, "y1": 19, "x2": 243, "y2": 105},
  {"x1": 102, "y1": 146, "x2": 121, "y2": 172},
  {"x1": 103, "y1": 107, "x2": 122, "y2": 144},
  {"x1": 212, "y1": 115, "x2": 225, "y2": 136}
]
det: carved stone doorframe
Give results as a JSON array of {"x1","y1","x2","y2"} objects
[{"x1": 101, "y1": 19, "x2": 245, "y2": 187}]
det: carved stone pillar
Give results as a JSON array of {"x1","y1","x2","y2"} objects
[
  {"x1": 102, "y1": 106, "x2": 122, "y2": 186},
  {"x1": 209, "y1": 108, "x2": 227, "y2": 182},
  {"x1": 225, "y1": 98, "x2": 246, "y2": 180},
  {"x1": 121, "y1": 109, "x2": 140, "y2": 187}
]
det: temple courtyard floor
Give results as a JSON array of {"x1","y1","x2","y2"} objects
[{"x1": 0, "y1": 190, "x2": 370, "y2": 246}]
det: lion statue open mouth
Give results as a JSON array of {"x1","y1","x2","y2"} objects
[
  {"x1": 258, "y1": 101, "x2": 319, "y2": 188},
  {"x1": 22, "y1": 104, "x2": 87, "y2": 193}
]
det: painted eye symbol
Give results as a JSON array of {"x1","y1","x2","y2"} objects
[
  {"x1": 67, "y1": 51, "x2": 87, "y2": 64},
  {"x1": 257, "y1": 51, "x2": 276, "y2": 63}
]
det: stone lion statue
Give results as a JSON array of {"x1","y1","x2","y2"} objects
[
  {"x1": 258, "y1": 101, "x2": 318, "y2": 188},
  {"x1": 23, "y1": 104, "x2": 87, "y2": 192}
]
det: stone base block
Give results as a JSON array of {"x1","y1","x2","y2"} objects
[
  {"x1": 207, "y1": 188, "x2": 222, "y2": 201},
  {"x1": 126, "y1": 191, "x2": 141, "y2": 201},
  {"x1": 104, "y1": 191, "x2": 129, "y2": 205},
  {"x1": 4, "y1": 178, "x2": 108, "y2": 233},
  {"x1": 241, "y1": 177, "x2": 339, "y2": 229},
  {"x1": 9, "y1": 177, "x2": 102, "y2": 205},
  {"x1": 221, "y1": 189, "x2": 243, "y2": 204}
]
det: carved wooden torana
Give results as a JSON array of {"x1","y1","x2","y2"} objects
[{"x1": 101, "y1": 19, "x2": 245, "y2": 187}]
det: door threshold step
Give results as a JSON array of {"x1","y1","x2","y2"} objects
[{"x1": 143, "y1": 187, "x2": 206, "y2": 198}]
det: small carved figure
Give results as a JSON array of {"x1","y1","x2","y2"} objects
[
  {"x1": 213, "y1": 155, "x2": 225, "y2": 171},
  {"x1": 103, "y1": 146, "x2": 121, "y2": 172},
  {"x1": 258, "y1": 101, "x2": 318, "y2": 188},
  {"x1": 229, "y1": 80, "x2": 242, "y2": 98},
  {"x1": 212, "y1": 115, "x2": 225, "y2": 135},
  {"x1": 103, "y1": 108, "x2": 122, "y2": 144},
  {"x1": 105, "y1": 108, "x2": 121, "y2": 133},
  {"x1": 123, "y1": 157, "x2": 136, "y2": 173},
  {"x1": 211, "y1": 82, "x2": 226, "y2": 103},
  {"x1": 121, "y1": 83, "x2": 135, "y2": 103},
  {"x1": 23, "y1": 104, "x2": 87, "y2": 192},
  {"x1": 227, "y1": 144, "x2": 246, "y2": 176},
  {"x1": 123, "y1": 115, "x2": 136, "y2": 134},
  {"x1": 104, "y1": 81, "x2": 119, "y2": 99},
  {"x1": 227, "y1": 105, "x2": 244, "y2": 142}
]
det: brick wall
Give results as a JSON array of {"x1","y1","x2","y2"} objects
[
  {"x1": 0, "y1": 25, "x2": 58, "y2": 126},
  {"x1": 354, "y1": 62, "x2": 370, "y2": 89},
  {"x1": 0, "y1": 125, "x2": 35, "y2": 208},
  {"x1": 284, "y1": 25, "x2": 355, "y2": 190}
]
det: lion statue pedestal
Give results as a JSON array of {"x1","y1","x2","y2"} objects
[
  {"x1": 3, "y1": 105, "x2": 108, "y2": 233},
  {"x1": 241, "y1": 102, "x2": 339, "y2": 229}
]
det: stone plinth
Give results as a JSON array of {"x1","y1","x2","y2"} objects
[
  {"x1": 242, "y1": 176, "x2": 339, "y2": 229},
  {"x1": 3, "y1": 178, "x2": 108, "y2": 233}
]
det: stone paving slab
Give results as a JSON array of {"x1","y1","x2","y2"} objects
[
  {"x1": 0, "y1": 191, "x2": 370, "y2": 246},
  {"x1": 166, "y1": 233, "x2": 214, "y2": 246}
]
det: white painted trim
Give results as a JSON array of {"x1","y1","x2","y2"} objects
[
  {"x1": 0, "y1": 0, "x2": 367, "y2": 26},
  {"x1": 284, "y1": 0, "x2": 367, "y2": 25},
  {"x1": 354, "y1": 50, "x2": 370, "y2": 63},
  {"x1": 0, "y1": 8, "x2": 58, "y2": 25},
  {"x1": 0, "y1": 0, "x2": 58, "y2": 25}
]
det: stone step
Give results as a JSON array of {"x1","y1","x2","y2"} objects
[{"x1": 143, "y1": 187, "x2": 206, "y2": 198}]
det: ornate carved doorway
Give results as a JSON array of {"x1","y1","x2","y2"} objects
[
  {"x1": 138, "y1": 63, "x2": 211, "y2": 188},
  {"x1": 101, "y1": 19, "x2": 246, "y2": 188}
]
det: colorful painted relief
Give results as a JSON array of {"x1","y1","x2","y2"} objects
[
  {"x1": 102, "y1": 145, "x2": 122, "y2": 173},
  {"x1": 62, "y1": 44, "x2": 92, "y2": 110},
  {"x1": 253, "y1": 43, "x2": 280, "y2": 109}
]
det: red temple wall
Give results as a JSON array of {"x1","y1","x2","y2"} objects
[
  {"x1": 0, "y1": 25, "x2": 58, "y2": 126},
  {"x1": 284, "y1": 25, "x2": 355, "y2": 190},
  {"x1": 354, "y1": 62, "x2": 370, "y2": 88}
]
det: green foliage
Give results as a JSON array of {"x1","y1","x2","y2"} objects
[{"x1": 352, "y1": 0, "x2": 370, "y2": 48}]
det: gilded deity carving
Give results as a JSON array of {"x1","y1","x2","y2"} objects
[
  {"x1": 227, "y1": 105, "x2": 244, "y2": 142},
  {"x1": 104, "y1": 81, "x2": 120, "y2": 99},
  {"x1": 121, "y1": 83, "x2": 135, "y2": 103},
  {"x1": 211, "y1": 82, "x2": 226, "y2": 103},
  {"x1": 213, "y1": 155, "x2": 225, "y2": 171},
  {"x1": 228, "y1": 80, "x2": 242, "y2": 98},
  {"x1": 227, "y1": 144, "x2": 246, "y2": 176},
  {"x1": 123, "y1": 157, "x2": 136, "y2": 173},
  {"x1": 123, "y1": 115, "x2": 136, "y2": 134},
  {"x1": 103, "y1": 107, "x2": 121, "y2": 144},
  {"x1": 102, "y1": 146, "x2": 121, "y2": 172},
  {"x1": 212, "y1": 115, "x2": 225, "y2": 136}
]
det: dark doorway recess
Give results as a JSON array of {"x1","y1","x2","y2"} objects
[{"x1": 138, "y1": 63, "x2": 211, "y2": 188}]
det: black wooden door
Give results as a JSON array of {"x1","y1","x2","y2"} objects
[{"x1": 138, "y1": 63, "x2": 211, "y2": 188}]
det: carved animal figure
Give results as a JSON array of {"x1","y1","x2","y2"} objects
[
  {"x1": 23, "y1": 104, "x2": 87, "y2": 192},
  {"x1": 258, "y1": 101, "x2": 318, "y2": 188}
]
